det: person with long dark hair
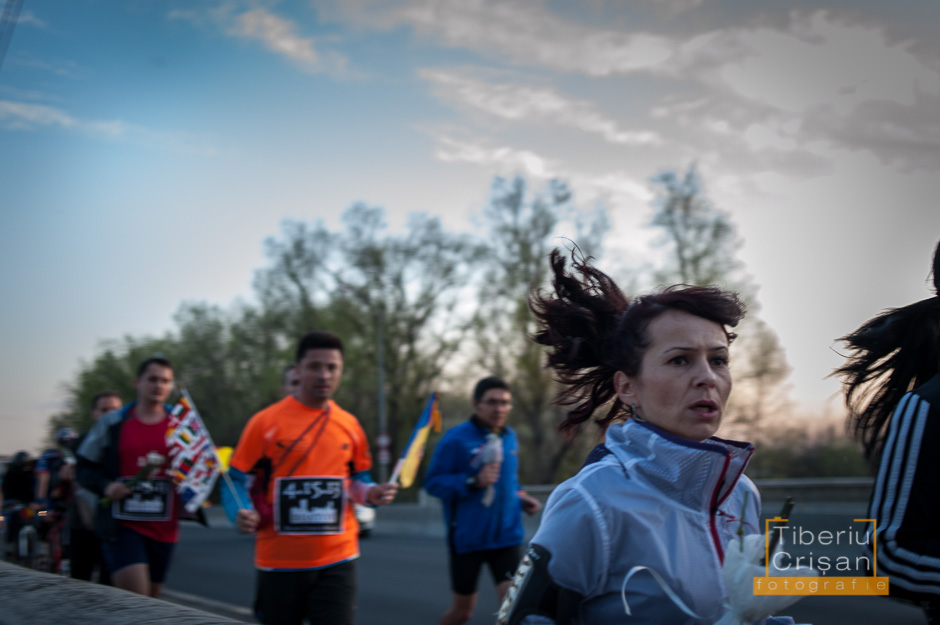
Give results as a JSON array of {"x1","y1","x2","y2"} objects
[
  {"x1": 835, "y1": 239, "x2": 940, "y2": 624},
  {"x1": 497, "y1": 248, "x2": 789, "y2": 624}
]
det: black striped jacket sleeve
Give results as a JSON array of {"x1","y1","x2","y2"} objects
[{"x1": 868, "y1": 386, "x2": 940, "y2": 597}]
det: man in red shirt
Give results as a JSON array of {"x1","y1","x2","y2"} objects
[
  {"x1": 77, "y1": 357, "x2": 179, "y2": 598},
  {"x1": 223, "y1": 331, "x2": 398, "y2": 625}
]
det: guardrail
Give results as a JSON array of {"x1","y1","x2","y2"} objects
[
  {"x1": 752, "y1": 477, "x2": 873, "y2": 503},
  {"x1": 519, "y1": 477, "x2": 874, "y2": 505}
]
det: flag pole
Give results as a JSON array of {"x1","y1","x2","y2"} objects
[
  {"x1": 179, "y1": 387, "x2": 247, "y2": 510},
  {"x1": 388, "y1": 459, "x2": 405, "y2": 485}
]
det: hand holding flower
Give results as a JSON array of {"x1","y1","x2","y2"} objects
[
  {"x1": 103, "y1": 481, "x2": 132, "y2": 503},
  {"x1": 100, "y1": 451, "x2": 166, "y2": 506}
]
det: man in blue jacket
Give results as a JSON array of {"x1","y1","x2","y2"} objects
[{"x1": 425, "y1": 377, "x2": 542, "y2": 625}]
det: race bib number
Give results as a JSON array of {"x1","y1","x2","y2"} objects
[
  {"x1": 274, "y1": 476, "x2": 346, "y2": 535},
  {"x1": 112, "y1": 478, "x2": 172, "y2": 521}
]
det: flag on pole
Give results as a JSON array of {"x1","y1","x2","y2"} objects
[
  {"x1": 166, "y1": 389, "x2": 222, "y2": 513},
  {"x1": 390, "y1": 392, "x2": 442, "y2": 488}
]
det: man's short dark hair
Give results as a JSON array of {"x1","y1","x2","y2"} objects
[
  {"x1": 90, "y1": 390, "x2": 121, "y2": 411},
  {"x1": 473, "y1": 376, "x2": 511, "y2": 402},
  {"x1": 137, "y1": 356, "x2": 174, "y2": 378},
  {"x1": 295, "y1": 331, "x2": 344, "y2": 362}
]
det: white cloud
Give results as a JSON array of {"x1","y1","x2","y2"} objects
[
  {"x1": 649, "y1": 11, "x2": 940, "y2": 173},
  {"x1": 0, "y1": 100, "x2": 220, "y2": 155},
  {"x1": 323, "y1": 2, "x2": 936, "y2": 175},
  {"x1": 10, "y1": 54, "x2": 84, "y2": 79},
  {"x1": 435, "y1": 135, "x2": 553, "y2": 178},
  {"x1": 0, "y1": 100, "x2": 76, "y2": 130},
  {"x1": 317, "y1": 0, "x2": 674, "y2": 75},
  {"x1": 420, "y1": 69, "x2": 661, "y2": 145},
  {"x1": 574, "y1": 171, "x2": 654, "y2": 205},
  {"x1": 718, "y1": 12, "x2": 939, "y2": 114},
  {"x1": 171, "y1": 4, "x2": 345, "y2": 73},
  {"x1": 646, "y1": 0, "x2": 705, "y2": 15},
  {"x1": 229, "y1": 8, "x2": 320, "y2": 68},
  {"x1": 432, "y1": 135, "x2": 653, "y2": 210},
  {"x1": 14, "y1": 11, "x2": 48, "y2": 29}
]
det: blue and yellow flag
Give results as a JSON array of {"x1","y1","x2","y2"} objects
[{"x1": 392, "y1": 393, "x2": 442, "y2": 488}]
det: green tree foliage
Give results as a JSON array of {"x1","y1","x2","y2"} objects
[
  {"x1": 647, "y1": 165, "x2": 791, "y2": 433},
  {"x1": 252, "y1": 204, "x2": 483, "y2": 476},
  {"x1": 46, "y1": 334, "x2": 178, "y2": 443},
  {"x1": 170, "y1": 302, "x2": 291, "y2": 444},
  {"x1": 49, "y1": 171, "x2": 841, "y2": 482},
  {"x1": 745, "y1": 426, "x2": 869, "y2": 478},
  {"x1": 471, "y1": 176, "x2": 608, "y2": 483},
  {"x1": 46, "y1": 306, "x2": 291, "y2": 448},
  {"x1": 649, "y1": 166, "x2": 744, "y2": 289}
]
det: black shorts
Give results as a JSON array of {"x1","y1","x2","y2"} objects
[
  {"x1": 449, "y1": 545, "x2": 522, "y2": 596},
  {"x1": 256, "y1": 560, "x2": 357, "y2": 625},
  {"x1": 99, "y1": 525, "x2": 175, "y2": 584}
]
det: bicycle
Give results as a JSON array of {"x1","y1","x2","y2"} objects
[{"x1": 3, "y1": 502, "x2": 42, "y2": 570}]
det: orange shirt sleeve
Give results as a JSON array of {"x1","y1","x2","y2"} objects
[
  {"x1": 345, "y1": 412, "x2": 373, "y2": 475},
  {"x1": 230, "y1": 410, "x2": 268, "y2": 474}
]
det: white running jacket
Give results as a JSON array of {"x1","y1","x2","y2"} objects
[{"x1": 521, "y1": 418, "x2": 763, "y2": 624}]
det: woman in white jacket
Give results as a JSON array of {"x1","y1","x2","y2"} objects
[
  {"x1": 498, "y1": 248, "x2": 793, "y2": 625},
  {"x1": 835, "y1": 239, "x2": 940, "y2": 625}
]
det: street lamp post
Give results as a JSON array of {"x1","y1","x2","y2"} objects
[{"x1": 375, "y1": 307, "x2": 389, "y2": 482}]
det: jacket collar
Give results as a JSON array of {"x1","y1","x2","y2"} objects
[
  {"x1": 469, "y1": 414, "x2": 507, "y2": 435},
  {"x1": 120, "y1": 400, "x2": 174, "y2": 420},
  {"x1": 605, "y1": 418, "x2": 754, "y2": 511}
]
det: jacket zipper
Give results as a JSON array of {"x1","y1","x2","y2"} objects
[{"x1": 708, "y1": 451, "x2": 732, "y2": 564}]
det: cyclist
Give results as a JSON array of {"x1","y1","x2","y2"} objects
[
  {"x1": 35, "y1": 428, "x2": 79, "y2": 572},
  {"x1": 2, "y1": 451, "x2": 37, "y2": 559}
]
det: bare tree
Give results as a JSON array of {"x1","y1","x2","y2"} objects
[
  {"x1": 474, "y1": 176, "x2": 608, "y2": 482},
  {"x1": 648, "y1": 165, "x2": 791, "y2": 434}
]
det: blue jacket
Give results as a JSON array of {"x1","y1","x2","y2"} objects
[{"x1": 424, "y1": 418, "x2": 524, "y2": 554}]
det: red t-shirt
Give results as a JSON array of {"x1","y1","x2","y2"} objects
[{"x1": 117, "y1": 410, "x2": 178, "y2": 543}]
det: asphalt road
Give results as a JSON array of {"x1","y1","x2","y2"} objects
[
  {"x1": 165, "y1": 522, "x2": 502, "y2": 625},
  {"x1": 163, "y1": 505, "x2": 930, "y2": 625}
]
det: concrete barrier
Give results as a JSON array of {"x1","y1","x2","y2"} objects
[{"x1": 0, "y1": 560, "x2": 242, "y2": 625}]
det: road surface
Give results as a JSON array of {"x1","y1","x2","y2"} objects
[{"x1": 162, "y1": 503, "x2": 929, "y2": 624}]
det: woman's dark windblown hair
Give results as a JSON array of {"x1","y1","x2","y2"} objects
[
  {"x1": 529, "y1": 248, "x2": 746, "y2": 436},
  {"x1": 835, "y1": 239, "x2": 940, "y2": 466}
]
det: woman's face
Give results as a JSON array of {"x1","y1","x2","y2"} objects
[{"x1": 614, "y1": 309, "x2": 732, "y2": 442}]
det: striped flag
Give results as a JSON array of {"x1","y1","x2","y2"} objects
[{"x1": 391, "y1": 393, "x2": 442, "y2": 488}]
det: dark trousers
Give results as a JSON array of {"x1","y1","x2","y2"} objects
[
  {"x1": 256, "y1": 560, "x2": 357, "y2": 625},
  {"x1": 69, "y1": 526, "x2": 111, "y2": 584},
  {"x1": 926, "y1": 601, "x2": 939, "y2": 625}
]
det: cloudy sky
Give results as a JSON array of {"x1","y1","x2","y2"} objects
[{"x1": 1, "y1": 1, "x2": 938, "y2": 454}]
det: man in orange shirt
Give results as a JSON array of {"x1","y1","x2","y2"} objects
[{"x1": 222, "y1": 331, "x2": 398, "y2": 625}]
